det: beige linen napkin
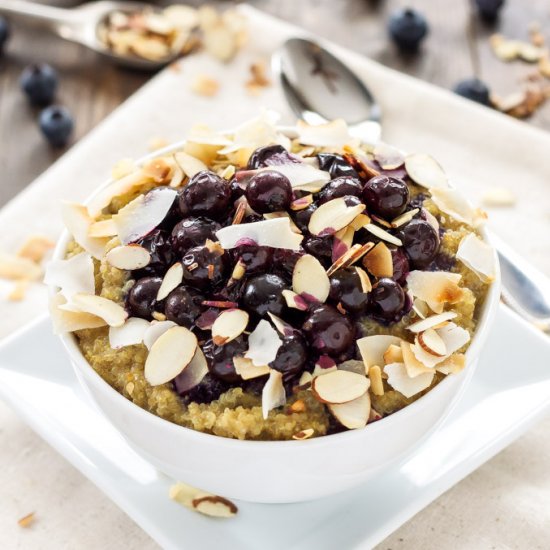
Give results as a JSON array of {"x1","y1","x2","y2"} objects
[{"x1": 1, "y1": 5, "x2": 549, "y2": 549}]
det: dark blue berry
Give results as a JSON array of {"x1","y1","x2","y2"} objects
[
  {"x1": 39, "y1": 106, "x2": 73, "y2": 147},
  {"x1": 247, "y1": 144, "x2": 299, "y2": 169},
  {"x1": 474, "y1": 0, "x2": 505, "y2": 22},
  {"x1": 0, "y1": 16, "x2": 10, "y2": 55},
  {"x1": 21, "y1": 64, "x2": 58, "y2": 106},
  {"x1": 317, "y1": 153, "x2": 359, "y2": 179},
  {"x1": 453, "y1": 78, "x2": 492, "y2": 107},
  {"x1": 388, "y1": 8, "x2": 429, "y2": 52}
]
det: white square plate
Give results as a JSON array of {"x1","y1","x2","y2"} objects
[{"x1": 0, "y1": 304, "x2": 549, "y2": 549}]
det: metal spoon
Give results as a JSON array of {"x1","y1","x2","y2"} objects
[
  {"x1": 275, "y1": 37, "x2": 550, "y2": 333},
  {"x1": 0, "y1": 0, "x2": 179, "y2": 71}
]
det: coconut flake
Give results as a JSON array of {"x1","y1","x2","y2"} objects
[
  {"x1": 309, "y1": 198, "x2": 365, "y2": 236},
  {"x1": 212, "y1": 309, "x2": 249, "y2": 346},
  {"x1": 143, "y1": 320, "x2": 177, "y2": 350},
  {"x1": 357, "y1": 335, "x2": 403, "y2": 371},
  {"x1": 406, "y1": 271, "x2": 464, "y2": 312},
  {"x1": 215, "y1": 218, "x2": 303, "y2": 250},
  {"x1": 295, "y1": 119, "x2": 352, "y2": 148},
  {"x1": 384, "y1": 344, "x2": 403, "y2": 364},
  {"x1": 61, "y1": 202, "x2": 108, "y2": 259},
  {"x1": 245, "y1": 319, "x2": 282, "y2": 366},
  {"x1": 430, "y1": 188, "x2": 480, "y2": 227},
  {"x1": 109, "y1": 317, "x2": 150, "y2": 349},
  {"x1": 311, "y1": 370, "x2": 370, "y2": 404},
  {"x1": 174, "y1": 347, "x2": 209, "y2": 393},
  {"x1": 436, "y1": 353, "x2": 466, "y2": 375},
  {"x1": 233, "y1": 356, "x2": 270, "y2": 380},
  {"x1": 410, "y1": 323, "x2": 470, "y2": 369},
  {"x1": 264, "y1": 163, "x2": 330, "y2": 193},
  {"x1": 292, "y1": 254, "x2": 330, "y2": 303},
  {"x1": 44, "y1": 252, "x2": 95, "y2": 300},
  {"x1": 364, "y1": 224, "x2": 402, "y2": 246},
  {"x1": 407, "y1": 311, "x2": 458, "y2": 333},
  {"x1": 328, "y1": 392, "x2": 371, "y2": 429},
  {"x1": 157, "y1": 263, "x2": 184, "y2": 300},
  {"x1": 60, "y1": 293, "x2": 127, "y2": 327},
  {"x1": 144, "y1": 326, "x2": 198, "y2": 386},
  {"x1": 384, "y1": 362, "x2": 435, "y2": 398},
  {"x1": 262, "y1": 369, "x2": 286, "y2": 419},
  {"x1": 174, "y1": 151, "x2": 207, "y2": 178},
  {"x1": 404, "y1": 153, "x2": 448, "y2": 189},
  {"x1": 49, "y1": 292, "x2": 106, "y2": 334},
  {"x1": 362, "y1": 241, "x2": 393, "y2": 278},
  {"x1": 105, "y1": 245, "x2": 151, "y2": 270},
  {"x1": 374, "y1": 142, "x2": 405, "y2": 170},
  {"x1": 456, "y1": 233, "x2": 496, "y2": 282},
  {"x1": 113, "y1": 187, "x2": 177, "y2": 245},
  {"x1": 401, "y1": 341, "x2": 433, "y2": 377},
  {"x1": 88, "y1": 219, "x2": 118, "y2": 238}
]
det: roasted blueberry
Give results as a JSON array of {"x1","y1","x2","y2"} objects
[
  {"x1": 362, "y1": 175, "x2": 409, "y2": 219},
  {"x1": 203, "y1": 336, "x2": 247, "y2": 383},
  {"x1": 39, "y1": 106, "x2": 73, "y2": 147},
  {"x1": 171, "y1": 217, "x2": 220, "y2": 257},
  {"x1": 234, "y1": 243, "x2": 273, "y2": 274},
  {"x1": 388, "y1": 8, "x2": 429, "y2": 52},
  {"x1": 292, "y1": 203, "x2": 318, "y2": 233},
  {"x1": 0, "y1": 16, "x2": 10, "y2": 55},
  {"x1": 398, "y1": 219, "x2": 440, "y2": 268},
  {"x1": 164, "y1": 286, "x2": 203, "y2": 328},
  {"x1": 453, "y1": 78, "x2": 492, "y2": 107},
  {"x1": 474, "y1": 0, "x2": 505, "y2": 22},
  {"x1": 20, "y1": 63, "x2": 58, "y2": 106},
  {"x1": 242, "y1": 273, "x2": 287, "y2": 317},
  {"x1": 174, "y1": 373, "x2": 230, "y2": 403},
  {"x1": 179, "y1": 171, "x2": 231, "y2": 220},
  {"x1": 247, "y1": 144, "x2": 298, "y2": 169},
  {"x1": 126, "y1": 276, "x2": 163, "y2": 319},
  {"x1": 136, "y1": 229, "x2": 173, "y2": 275},
  {"x1": 390, "y1": 247, "x2": 410, "y2": 285},
  {"x1": 303, "y1": 235, "x2": 333, "y2": 261},
  {"x1": 181, "y1": 244, "x2": 227, "y2": 289},
  {"x1": 368, "y1": 278, "x2": 406, "y2": 322},
  {"x1": 271, "y1": 249, "x2": 304, "y2": 281},
  {"x1": 303, "y1": 305, "x2": 355, "y2": 356},
  {"x1": 245, "y1": 170, "x2": 292, "y2": 213},
  {"x1": 269, "y1": 333, "x2": 308, "y2": 379},
  {"x1": 329, "y1": 268, "x2": 370, "y2": 315},
  {"x1": 318, "y1": 176, "x2": 363, "y2": 204},
  {"x1": 317, "y1": 153, "x2": 359, "y2": 179}
]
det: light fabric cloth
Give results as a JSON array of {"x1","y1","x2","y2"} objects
[{"x1": 1, "y1": 5, "x2": 549, "y2": 548}]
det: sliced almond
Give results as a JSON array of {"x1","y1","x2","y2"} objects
[
  {"x1": 368, "y1": 365, "x2": 385, "y2": 396},
  {"x1": 290, "y1": 195, "x2": 313, "y2": 211},
  {"x1": 391, "y1": 208, "x2": 420, "y2": 228},
  {"x1": 143, "y1": 320, "x2": 177, "y2": 350},
  {"x1": 370, "y1": 215, "x2": 392, "y2": 229},
  {"x1": 326, "y1": 242, "x2": 374, "y2": 276},
  {"x1": 61, "y1": 202, "x2": 109, "y2": 259},
  {"x1": 418, "y1": 328, "x2": 447, "y2": 357},
  {"x1": 350, "y1": 213, "x2": 371, "y2": 231},
  {"x1": 333, "y1": 226, "x2": 355, "y2": 262},
  {"x1": 233, "y1": 356, "x2": 270, "y2": 380},
  {"x1": 410, "y1": 323, "x2": 470, "y2": 369},
  {"x1": 407, "y1": 311, "x2": 458, "y2": 333},
  {"x1": 61, "y1": 293, "x2": 127, "y2": 327},
  {"x1": 174, "y1": 347, "x2": 209, "y2": 392},
  {"x1": 362, "y1": 241, "x2": 393, "y2": 278},
  {"x1": 144, "y1": 326, "x2": 198, "y2": 386},
  {"x1": 384, "y1": 362, "x2": 434, "y2": 398},
  {"x1": 262, "y1": 369, "x2": 286, "y2": 419},
  {"x1": 364, "y1": 224, "x2": 402, "y2": 246},
  {"x1": 328, "y1": 392, "x2": 371, "y2": 429},
  {"x1": 49, "y1": 292, "x2": 107, "y2": 334},
  {"x1": 296, "y1": 119, "x2": 352, "y2": 148},
  {"x1": 142, "y1": 157, "x2": 173, "y2": 184},
  {"x1": 157, "y1": 263, "x2": 184, "y2": 300},
  {"x1": 109, "y1": 317, "x2": 149, "y2": 349},
  {"x1": 357, "y1": 335, "x2": 403, "y2": 371},
  {"x1": 292, "y1": 254, "x2": 330, "y2": 303},
  {"x1": 281, "y1": 289, "x2": 309, "y2": 311},
  {"x1": 374, "y1": 142, "x2": 405, "y2": 170},
  {"x1": 456, "y1": 233, "x2": 496, "y2": 283},
  {"x1": 192, "y1": 495, "x2": 238, "y2": 518},
  {"x1": 44, "y1": 252, "x2": 95, "y2": 299},
  {"x1": 297, "y1": 371, "x2": 313, "y2": 389},
  {"x1": 174, "y1": 151, "x2": 207, "y2": 178},
  {"x1": 308, "y1": 197, "x2": 365, "y2": 236},
  {"x1": 406, "y1": 271, "x2": 464, "y2": 312},
  {"x1": 105, "y1": 245, "x2": 151, "y2": 270},
  {"x1": 404, "y1": 153, "x2": 448, "y2": 189},
  {"x1": 311, "y1": 370, "x2": 370, "y2": 404},
  {"x1": 215, "y1": 218, "x2": 303, "y2": 250},
  {"x1": 231, "y1": 200, "x2": 247, "y2": 225},
  {"x1": 355, "y1": 266, "x2": 372, "y2": 293},
  {"x1": 423, "y1": 209, "x2": 440, "y2": 232},
  {"x1": 430, "y1": 188, "x2": 480, "y2": 227},
  {"x1": 245, "y1": 319, "x2": 282, "y2": 366},
  {"x1": 267, "y1": 312, "x2": 292, "y2": 336},
  {"x1": 292, "y1": 428, "x2": 314, "y2": 440},
  {"x1": 383, "y1": 344, "x2": 403, "y2": 365},
  {"x1": 401, "y1": 342, "x2": 434, "y2": 379},
  {"x1": 212, "y1": 309, "x2": 249, "y2": 346},
  {"x1": 89, "y1": 219, "x2": 118, "y2": 238}
]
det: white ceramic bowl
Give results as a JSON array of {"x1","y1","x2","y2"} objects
[{"x1": 52, "y1": 138, "x2": 501, "y2": 503}]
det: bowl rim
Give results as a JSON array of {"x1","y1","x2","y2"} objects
[{"x1": 51, "y1": 130, "x2": 502, "y2": 449}]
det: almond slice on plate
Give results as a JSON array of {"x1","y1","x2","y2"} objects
[
  {"x1": 44, "y1": 252, "x2": 95, "y2": 299},
  {"x1": 362, "y1": 241, "x2": 393, "y2": 278},
  {"x1": 144, "y1": 326, "x2": 198, "y2": 386},
  {"x1": 192, "y1": 495, "x2": 239, "y2": 518},
  {"x1": 143, "y1": 320, "x2": 177, "y2": 350},
  {"x1": 374, "y1": 142, "x2": 405, "y2": 170},
  {"x1": 282, "y1": 289, "x2": 309, "y2": 311},
  {"x1": 60, "y1": 293, "x2": 127, "y2": 327},
  {"x1": 262, "y1": 369, "x2": 286, "y2": 419},
  {"x1": 357, "y1": 334, "x2": 403, "y2": 371},
  {"x1": 326, "y1": 242, "x2": 374, "y2": 276},
  {"x1": 404, "y1": 153, "x2": 448, "y2": 189},
  {"x1": 105, "y1": 244, "x2": 151, "y2": 270},
  {"x1": 173, "y1": 347, "x2": 209, "y2": 393},
  {"x1": 364, "y1": 224, "x2": 402, "y2": 246},
  {"x1": 391, "y1": 208, "x2": 420, "y2": 228},
  {"x1": 109, "y1": 317, "x2": 150, "y2": 349},
  {"x1": 212, "y1": 309, "x2": 249, "y2": 345},
  {"x1": 49, "y1": 292, "x2": 107, "y2": 334},
  {"x1": 311, "y1": 370, "x2": 370, "y2": 404},
  {"x1": 292, "y1": 254, "x2": 330, "y2": 303},
  {"x1": 245, "y1": 319, "x2": 282, "y2": 366},
  {"x1": 174, "y1": 151, "x2": 207, "y2": 178},
  {"x1": 156, "y1": 263, "x2": 184, "y2": 300},
  {"x1": 328, "y1": 392, "x2": 371, "y2": 429},
  {"x1": 308, "y1": 197, "x2": 365, "y2": 236},
  {"x1": 417, "y1": 328, "x2": 447, "y2": 357},
  {"x1": 456, "y1": 233, "x2": 496, "y2": 283},
  {"x1": 384, "y1": 362, "x2": 434, "y2": 398},
  {"x1": 61, "y1": 202, "x2": 109, "y2": 259},
  {"x1": 407, "y1": 311, "x2": 457, "y2": 333},
  {"x1": 233, "y1": 356, "x2": 270, "y2": 380},
  {"x1": 88, "y1": 219, "x2": 118, "y2": 238}
]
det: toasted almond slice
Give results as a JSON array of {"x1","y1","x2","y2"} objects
[
  {"x1": 143, "y1": 320, "x2": 177, "y2": 350},
  {"x1": 61, "y1": 202, "x2": 108, "y2": 259},
  {"x1": 364, "y1": 224, "x2": 402, "y2": 246},
  {"x1": 109, "y1": 317, "x2": 149, "y2": 349},
  {"x1": 169, "y1": 163, "x2": 185, "y2": 188},
  {"x1": 292, "y1": 254, "x2": 330, "y2": 303},
  {"x1": 245, "y1": 319, "x2": 282, "y2": 366},
  {"x1": 144, "y1": 326, "x2": 198, "y2": 386},
  {"x1": 355, "y1": 266, "x2": 372, "y2": 293},
  {"x1": 418, "y1": 328, "x2": 447, "y2": 357},
  {"x1": 262, "y1": 163, "x2": 330, "y2": 193},
  {"x1": 456, "y1": 233, "x2": 496, "y2": 283},
  {"x1": 384, "y1": 362, "x2": 434, "y2": 398},
  {"x1": 292, "y1": 428, "x2": 315, "y2": 440},
  {"x1": 174, "y1": 151, "x2": 207, "y2": 178},
  {"x1": 231, "y1": 200, "x2": 247, "y2": 225},
  {"x1": 290, "y1": 194, "x2": 313, "y2": 211},
  {"x1": 142, "y1": 157, "x2": 173, "y2": 184},
  {"x1": 262, "y1": 369, "x2": 286, "y2": 419},
  {"x1": 326, "y1": 242, "x2": 374, "y2": 276},
  {"x1": 391, "y1": 208, "x2": 420, "y2": 228},
  {"x1": 333, "y1": 226, "x2": 355, "y2": 262},
  {"x1": 61, "y1": 293, "x2": 127, "y2": 327},
  {"x1": 212, "y1": 309, "x2": 249, "y2": 346},
  {"x1": 374, "y1": 142, "x2": 405, "y2": 170},
  {"x1": 430, "y1": 188, "x2": 479, "y2": 227},
  {"x1": 411, "y1": 323, "x2": 470, "y2": 369},
  {"x1": 328, "y1": 392, "x2": 371, "y2": 429},
  {"x1": 113, "y1": 188, "x2": 177, "y2": 245},
  {"x1": 350, "y1": 213, "x2": 371, "y2": 231},
  {"x1": 17, "y1": 235, "x2": 54, "y2": 262},
  {"x1": 234, "y1": 356, "x2": 270, "y2": 380},
  {"x1": 192, "y1": 495, "x2": 238, "y2": 518},
  {"x1": 423, "y1": 209, "x2": 440, "y2": 232},
  {"x1": 407, "y1": 311, "x2": 458, "y2": 333},
  {"x1": 371, "y1": 215, "x2": 392, "y2": 229},
  {"x1": 308, "y1": 198, "x2": 365, "y2": 236},
  {"x1": 312, "y1": 370, "x2": 370, "y2": 404},
  {"x1": 175, "y1": 347, "x2": 209, "y2": 392},
  {"x1": 296, "y1": 119, "x2": 352, "y2": 148},
  {"x1": 49, "y1": 292, "x2": 107, "y2": 334},
  {"x1": 215, "y1": 218, "x2": 303, "y2": 250},
  {"x1": 282, "y1": 289, "x2": 309, "y2": 311},
  {"x1": 89, "y1": 219, "x2": 118, "y2": 238},
  {"x1": 298, "y1": 371, "x2": 313, "y2": 389},
  {"x1": 368, "y1": 365, "x2": 384, "y2": 396},
  {"x1": 404, "y1": 153, "x2": 448, "y2": 189},
  {"x1": 362, "y1": 241, "x2": 393, "y2": 278},
  {"x1": 157, "y1": 263, "x2": 184, "y2": 300},
  {"x1": 357, "y1": 335, "x2": 403, "y2": 371},
  {"x1": 44, "y1": 252, "x2": 95, "y2": 299},
  {"x1": 105, "y1": 245, "x2": 151, "y2": 270},
  {"x1": 406, "y1": 271, "x2": 464, "y2": 308},
  {"x1": 169, "y1": 481, "x2": 238, "y2": 517},
  {"x1": 267, "y1": 312, "x2": 292, "y2": 336},
  {"x1": 436, "y1": 353, "x2": 466, "y2": 375},
  {"x1": 383, "y1": 344, "x2": 403, "y2": 365}
]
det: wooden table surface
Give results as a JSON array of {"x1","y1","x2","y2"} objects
[{"x1": 0, "y1": 0, "x2": 549, "y2": 209}]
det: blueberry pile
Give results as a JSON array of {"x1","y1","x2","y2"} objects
[{"x1": 123, "y1": 145, "x2": 442, "y2": 404}]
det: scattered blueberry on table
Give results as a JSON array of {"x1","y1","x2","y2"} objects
[
  {"x1": 20, "y1": 63, "x2": 59, "y2": 106},
  {"x1": 474, "y1": 0, "x2": 506, "y2": 22},
  {"x1": 388, "y1": 8, "x2": 429, "y2": 53},
  {"x1": 39, "y1": 105, "x2": 74, "y2": 147},
  {"x1": 453, "y1": 78, "x2": 492, "y2": 107}
]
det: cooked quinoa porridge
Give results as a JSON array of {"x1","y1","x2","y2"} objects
[{"x1": 47, "y1": 114, "x2": 495, "y2": 441}]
